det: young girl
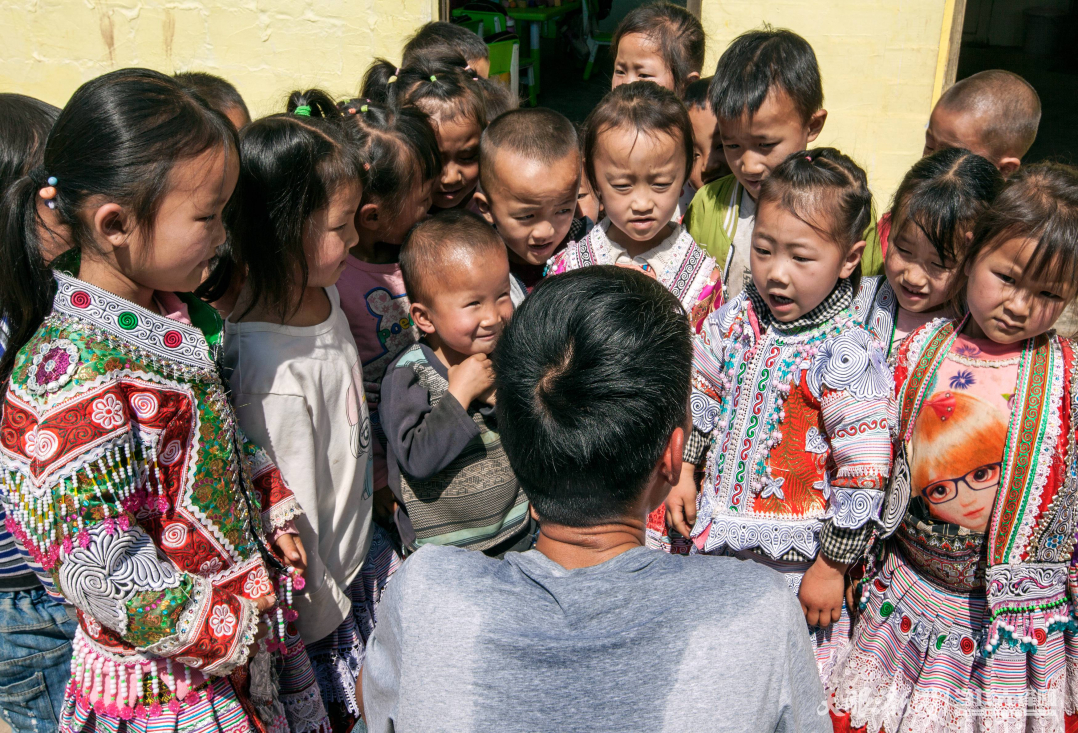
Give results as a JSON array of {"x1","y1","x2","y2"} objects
[
  {"x1": 364, "y1": 58, "x2": 509, "y2": 213},
  {"x1": 666, "y1": 148, "x2": 894, "y2": 680},
  {"x1": 222, "y1": 90, "x2": 390, "y2": 732},
  {"x1": 829, "y1": 163, "x2": 1078, "y2": 732},
  {"x1": 610, "y1": 1, "x2": 705, "y2": 96},
  {"x1": 853, "y1": 147, "x2": 1003, "y2": 355},
  {"x1": 0, "y1": 69, "x2": 318, "y2": 733},
  {"x1": 547, "y1": 82, "x2": 720, "y2": 328},
  {"x1": 335, "y1": 101, "x2": 441, "y2": 515}
]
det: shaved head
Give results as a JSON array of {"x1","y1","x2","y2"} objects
[
  {"x1": 937, "y1": 70, "x2": 1041, "y2": 160},
  {"x1": 400, "y1": 209, "x2": 506, "y2": 304},
  {"x1": 479, "y1": 107, "x2": 580, "y2": 193}
]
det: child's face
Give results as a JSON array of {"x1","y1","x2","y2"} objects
[
  {"x1": 415, "y1": 250, "x2": 514, "y2": 357},
  {"x1": 884, "y1": 216, "x2": 956, "y2": 313},
  {"x1": 128, "y1": 146, "x2": 238, "y2": 294},
  {"x1": 576, "y1": 173, "x2": 601, "y2": 222},
  {"x1": 612, "y1": 33, "x2": 677, "y2": 91},
  {"x1": 750, "y1": 198, "x2": 864, "y2": 322},
  {"x1": 719, "y1": 89, "x2": 825, "y2": 200},
  {"x1": 687, "y1": 104, "x2": 727, "y2": 190},
  {"x1": 476, "y1": 150, "x2": 580, "y2": 266},
  {"x1": 964, "y1": 236, "x2": 1071, "y2": 344},
  {"x1": 592, "y1": 124, "x2": 686, "y2": 247},
  {"x1": 924, "y1": 104, "x2": 994, "y2": 165},
  {"x1": 432, "y1": 115, "x2": 481, "y2": 209},
  {"x1": 305, "y1": 183, "x2": 361, "y2": 288}
]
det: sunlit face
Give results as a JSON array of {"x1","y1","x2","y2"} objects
[
  {"x1": 919, "y1": 461, "x2": 1001, "y2": 532},
  {"x1": 432, "y1": 115, "x2": 482, "y2": 209},
  {"x1": 964, "y1": 236, "x2": 1072, "y2": 344},
  {"x1": 884, "y1": 215, "x2": 957, "y2": 313},
  {"x1": 750, "y1": 198, "x2": 863, "y2": 322},
  {"x1": 924, "y1": 104, "x2": 995, "y2": 164},
  {"x1": 130, "y1": 146, "x2": 239, "y2": 294},
  {"x1": 719, "y1": 89, "x2": 823, "y2": 200},
  {"x1": 479, "y1": 150, "x2": 580, "y2": 266},
  {"x1": 415, "y1": 249, "x2": 514, "y2": 357},
  {"x1": 305, "y1": 183, "x2": 361, "y2": 288},
  {"x1": 688, "y1": 103, "x2": 727, "y2": 190},
  {"x1": 612, "y1": 33, "x2": 676, "y2": 91},
  {"x1": 592, "y1": 124, "x2": 686, "y2": 250}
]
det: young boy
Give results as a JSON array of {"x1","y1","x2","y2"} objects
[
  {"x1": 173, "y1": 70, "x2": 251, "y2": 129},
  {"x1": 402, "y1": 21, "x2": 491, "y2": 78},
  {"x1": 380, "y1": 209, "x2": 531, "y2": 555},
  {"x1": 472, "y1": 108, "x2": 588, "y2": 301},
  {"x1": 924, "y1": 70, "x2": 1040, "y2": 176},
  {"x1": 361, "y1": 266, "x2": 830, "y2": 732},
  {"x1": 684, "y1": 76, "x2": 729, "y2": 194},
  {"x1": 685, "y1": 28, "x2": 883, "y2": 296}
]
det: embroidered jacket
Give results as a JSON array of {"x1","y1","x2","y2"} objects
[
  {"x1": 885, "y1": 318, "x2": 1078, "y2": 655},
  {"x1": 689, "y1": 289, "x2": 894, "y2": 562},
  {"x1": 850, "y1": 275, "x2": 898, "y2": 356},
  {"x1": 546, "y1": 220, "x2": 721, "y2": 330},
  {"x1": 0, "y1": 273, "x2": 302, "y2": 708}
]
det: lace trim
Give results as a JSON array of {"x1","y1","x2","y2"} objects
[
  {"x1": 697, "y1": 514, "x2": 821, "y2": 559},
  {"x1": 265, "y1": 498, "x2": 303, "y2": 533},
  {"x1": 280, "y1": 685, "x2": 332, "y2": 733}
]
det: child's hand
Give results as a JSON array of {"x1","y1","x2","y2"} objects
[
  {"x1": 799, "y1": 554, "x2": 848, "y2": 627},
  {"x1": 274, "y1": 533, "x2": 307, "y2": 579},
  {"x1": 665, "y1": 462, "x2": 699, "y2": 538},
  {"x1": 447, "y1": 353, "x2": 495, "y2": 408}
]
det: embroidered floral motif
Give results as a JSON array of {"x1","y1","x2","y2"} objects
[
  {"x1": 209, "y1": 604, "x2": 237, "y2": 638},
  {"x1": 948, "y1": 369, "x2": 975, "y2": 390},
  {"x1": 244, "y1": 567, "x2": 273, "y2": 597},
  {"x1": 90, "y1": 394, "x2": 125, "y2": 430}
]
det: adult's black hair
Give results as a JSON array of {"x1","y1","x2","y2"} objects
[
  {"x1": 402, "y1": 21, "x2": 490, "y2": 69},
  {"x1": 709, "y1": 26, "x2": 822, "y2": 124},
  {"x1": 890, "y1": 148, "x2": 1003, "y2": 266},
  {"x1": 479, "y1": 107, "x2": 580, "y2": 192},
  {"x1": 493, "y1": 266, "x2": 691, "y2": 527},
  {"x1": 758, "y1": 147, "x2": 872, "y2": 252},
  {"x1": 682, "y1": 76, "x2": 712, "y2": 110},
  {"x1": 340, "y1": 100, "x2": 442, "y2": 216},
  {"x1": 958, "y1": 162, "x2": 1078, "y2": 300},
  {"x1": 611, "y1": 1, "x2": 705, "y2": 96},
  {"x1": 582, "y1": 81, "x2": 694, "y2": 199},
  {"x1": 0, "y1": 68, "x2": 237, "y2": 387},
  {"x1": 174, "y1": 71, "x2": 251, "y2": 126},
  {"x1": 230, "y1": 89, "x2": 363, "y2": 323}
]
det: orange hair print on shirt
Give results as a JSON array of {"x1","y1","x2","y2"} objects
[{"x1": 908, "y1": 390, "x2": 1007, "y2": 532}]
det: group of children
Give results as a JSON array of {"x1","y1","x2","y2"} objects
[{"x1": 0, "y1": 2, "x2": 1076, "y2": 732}]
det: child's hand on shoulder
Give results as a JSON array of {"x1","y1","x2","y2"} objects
[
  {"x1": 798, "y1": 554, "x2": 847, "y2": 627},
  {"x1": 448, "y1": 353, "x2": 496, "y2": 408},
  {"x1": 665, "y1": 462, "x2": 699, "y2": 538}
]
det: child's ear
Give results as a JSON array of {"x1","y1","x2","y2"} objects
[
  {"x1": 806, "y1": 108, "x2": 828, "y2": 144},
  {"x1": 839, "y1": 239, "x2": 866, "y2": 279},
  {"x1": 409, "y1": 301, "x2": 437, "y2": 336},
  {"x1": 92, "y1": 203, "x2": 133, "y2": 250},
  {"x1": 472, "y1": 190, "x2": 495, "y2": 225},
  {"x1": 357, "y1": 202, "x2": 381, "y2": 233},
  {"x1": 998, "y1": 157, "x2": 1021, "y2": 177},
  {"x1": 685, "y1": 70, "x2": 701, "y2": 86}
]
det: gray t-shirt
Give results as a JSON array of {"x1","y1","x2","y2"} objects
[{"x1": 362, "y1": 545, "x2": 829, "y2": 733}]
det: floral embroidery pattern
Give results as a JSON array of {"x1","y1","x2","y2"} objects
[
  {"x1": 243, "y1": 567, "x2": 272, "y2": 597},
  {"x1": 90, "y1": 394, "x2": 125, "y2": 430},
  {"x1": 949, "y1": 369, "x2": 976, "y2": 390},
  {"x1": 209, "y1": 604, "x2": 236, "y2": 638}
]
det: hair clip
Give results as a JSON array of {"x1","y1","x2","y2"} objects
[
  {"x1": 430, "y1": 75, "x2": 437, "y2": 82},
  {"x1": 294, "y1": 105, "x2": 311, "y2": 117},
  {"x1": 39, "y1": 176, "x2": 58, "y2": 209},
  {"x1": 360, "y1": 104, "x2": 369, "y2": 113},
  {"x1": 805, "y1": 155, "x2": 813, "y2": 162},
  {"x1": 348, "y1": 107, "x2": 357, "y2": 114}
]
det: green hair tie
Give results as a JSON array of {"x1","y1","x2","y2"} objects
[
  {"x1": 360, "y1": 104, "x2": 369, "y2": 113},
  {"x1": 294, "y1": 105, "x2": 311, "y2": 117},
  {"x1": 430, "y1": 75, "x2": 437, "y2": 82}
]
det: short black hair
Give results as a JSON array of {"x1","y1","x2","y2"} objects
[
  {"x1": 890, "y1": 148, "x2": 1003, "y2": 266},
  {"x1": 611, "y1": 1, "x2": 705, "y2": 95},
  {"x1": 400, "y1": 208, "x2": 506, "y2": 304},
  {"x1": 479, "y1": 107, "x2": 580, "y2": 192},
  {"x1": 493, "y1": 266, "x2": 692, "y2": 527},
  {"x1": 683, "y1": 76, "x2": 712, "y2": 110},
  {"x1": 174, "y1": 71, "x2": 250, "y2": 126},
  {"x1": 710, "y1": 26, "x2": 822, "y2": 124},
  {"x1": 402, "y1": 21, "x2": 490, "y2": 68},
  {"x1": 937, "y1": 70, "x2": 1041, "y2": 160}
]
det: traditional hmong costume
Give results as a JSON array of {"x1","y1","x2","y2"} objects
[
  {"x1": 829, "y1": 317, "x2": 1078, "y2": 733},
  {"x1": 545, "y1": 219, "x2": 721, "y2": 330},
  {"x1": 0, "y1": 272, "x2": 329, "y2": 733},
  {"x1": 686, "y1": 278, "x2": 893, "y2": 678},
  {"x1": 851, "y1": 276, "x2": 899, "y2": 355}
]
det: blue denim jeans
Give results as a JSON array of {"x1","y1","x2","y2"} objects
[{"x1": 0, "y1": 588, "x2": 76, "y2": 732}]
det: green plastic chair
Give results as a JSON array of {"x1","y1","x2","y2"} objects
[
  {"x1": 486, "y1": 30, "x2": 538, "y2": 107},
  {"x1": 453, "y1": 14, "x2": 486, "y2": 37},
  {"x1": 452, "y1": 4, "x2": 508, "y2": 36},
  {"x1": 581, "y1": 0, "x2": 611, "y2": 80}
]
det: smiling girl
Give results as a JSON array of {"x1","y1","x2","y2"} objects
[
  {"x1": 830, "y1": 162, "x2": 1078, "y2": 733},
  {"x1": 854, "y1": 147, "x2": 1003, "y2": 354}
]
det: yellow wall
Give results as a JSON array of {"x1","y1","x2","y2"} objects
[
  {"x1": 0, "y1": 0, "x2": 434, "y2": 118},
  {"x1": 700, "y1": 0, "x2": 953, "y2": 202}
]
